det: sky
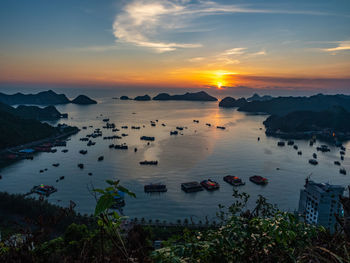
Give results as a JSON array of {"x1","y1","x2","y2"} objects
[{"x1": 0, "y1": 0, "x2": 350, "y2": 94}]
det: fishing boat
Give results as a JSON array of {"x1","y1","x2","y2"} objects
[
  {"x1": 340, "y1": 168, "x2": 347, "y2": 175},
  {"x1": 287, "y1": 140, "x2": 294, "y2": 146},
  {"x1": 181, "y1": 182, "x2": 203, "y2": 193},
  {"x1": 139, "y1": 160, "x2": 158, "y2": 165},
  {"x1": 32, "y1": 185, "x2": 57, "y2": 196},
  {"x1": 79, "y1": 150, "x2": 88, "y2": 155},
  {"x1": 293, "y1": 145, "x2": 298, "y2": 150},
  {"x1": 277, "y1": 141, "x2": 285, "y2": 147},
  {"x1": 98, "y1": 156, "x2": 104, "y2": 161},
  {"x1": 223, "y1": 175, "x2": 245, "y2": 186},
  {"x1": 144, "y1": 183, "x2": 167, "y2": 193},
  {"x1": 200, "y1": 179, "x2": 220, "y2": 190},
  {"x1": 52, "y1": 163, "x2": 60, "y2": 167},
  {"x1": 216, "y1": 126, "x2": 226, "y2": 130},
  {"x1": 170, "y1": 131, "x2": 178, "y2": 135},
  {"x1": 334, "y1": 161, "x2": 341, "y2": 166},
  {"x1": 115, "y1": 144, "x2": 128, "y2": 150},
  {"x1": 249, "y1": 176, "x2": 268, "y2": 185},
  {"x1": 140, "y1": 136, "x2": 155, "y2": 141},
  {"x1": 309, "y1": 159, "x2": 318, "y2": 165}
]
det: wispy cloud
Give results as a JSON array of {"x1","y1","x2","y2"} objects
[
  {"x1": 113, "y1": 0, "x2": 327, "y2": 53},
  {"x1": 188, "y1": 57, "x2": 205, "y2": 62},
  {"x1": 322, "y1": 40, "x2": 350, "y2": 52}
]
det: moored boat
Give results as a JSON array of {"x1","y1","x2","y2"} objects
[
  {"x1": 139, "y1": 160, "x2": 158, "y2": 165},
  {"x1": 200, "y1": 179, "x2": 220, "y2": 190},
  {"x1": 309, "y1": 159, "x2": 318, "y2": 165},
  {"x1": 144, "y1": 183, "x2": 167, "y2": 193},
  {"x1": 223, "y1": 175, "x2": 245, "y2": 186},
  {"x1": 249, "y1": 175, "x2": 268, "y2": 185},
  {"x1": 340, "y1": 168, "x2": 347, "y2": 175},
  {"x1": 181, "y1": 181, "x2": 203, "y2": 193},
  {"x1": 32, "y1": 184, "x2": 57, "y2": 196}
]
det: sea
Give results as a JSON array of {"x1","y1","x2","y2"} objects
[{"x1": 0, "y1": 87, "x2": 349, "y2": 222}]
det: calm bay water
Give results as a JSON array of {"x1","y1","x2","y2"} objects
[{"x1": 0, "y1": 94, "x2": 349, "y2": 222}]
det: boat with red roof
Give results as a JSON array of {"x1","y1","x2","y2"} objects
[
  {"x1": 200, "y1": 179, "x2": 220, "y2": 190},
  {"x1": 249, "y1": 175, "x2": 268, "y2": 185},
  {"x1": 223, "y1": 175, "x2": 245, "y2": 186}
]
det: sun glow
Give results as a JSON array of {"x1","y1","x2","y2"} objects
[{"x1": 217, "y1": 82, "x2": 223, "y2": 89}]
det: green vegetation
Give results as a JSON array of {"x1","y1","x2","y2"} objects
[
  {"x1": 0, "y1": 183, "x2": 349, "y2": 262},
  {"x1": 0, "y1": 109, "x2": 57, "y2": 149}
]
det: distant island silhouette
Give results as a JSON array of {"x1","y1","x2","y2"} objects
[
  {"x1": 0, "y1": 90, "x2": 97, "y2": 105},
  {"x1": 153, "y1": 91, "x2": 217, "y2": 101}
]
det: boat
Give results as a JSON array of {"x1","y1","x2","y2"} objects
[
  {"x1": 139, "y1": 160, "x2": 158, "y2": 165},
  {"x1": 32, "y1": 185, "x2": 57, "y2": 196},
  {"x1": 341, "y1": 156, "x2": 344, "y2": 160},
  {"x1": 87, "y1": 140, "x2": 96, "y2": 146},
  {"x1": 170, "y1": 131, "x2": 178, "y2": 135},
  {"x1": 309, "y1": 159, "x2": 318, "y2": 165},
  {"x1": 277, "y1": 141, "x2": 285, "y2": 147},
  {"x1": 98, "y1": 156, "x2": 104, "y2": 161},
  {"x1": 313, "y1": 153, "x2": 317, "y2": 159},
  {"x1": 134, "y1": 148, "x2": 138, "y2": 152},
  {"x1": 309, "y1": 141, "x2": 314, "y2": 146},
  {"x1": 102, "y1": 118, "x2": 110, "y2": 122},
  {"x1": 140, "y1": 136, "x2": 155, "y2": 141},
  {"x1": 109, "y1": 144, "x2": 115, "y2": 148},
  {"x1": 249, "y1": 176, "x2": 268, "y2": 185},
  {"x1": 193, "y1": 120, "x2": 199, "y2": 123},
  {"x1": 52, "y1": 163, "x2": 60, "y2": 167},
  {"x1": 151, "y1": 123, "x2": 156, "y2": 127},
  {"x1": 78, "y1": 163, "x2": 84, "y2": 169},
  {"x1": 200, "y1": 179, "x2": 220, "y2": 190},
  {"x1": 287, "y1": 140, "x2": 294, "y2": 146},
  {"x1": 334, "y1": 161, "x2": 341, "y2": 166},
  {"x1": 340, "y1": 146, "x2": 346, "y2": 151},
  {"x1": 206, "y1": 123, "x2": 211, "y2": 127},
  {"x1": 340, "y1": 151, "x2": 345, "y2": 155},
  {"x1": 115, "y1": 144, "x2": 128, "y2": 150},
  {"x1": 223, "y1": 175, "x2": 245, "y2": 186},
  {"x1": 216, "y1": 126, "x2": 226, "y2": 130},
  {"x1": 181, "y1": 182, "x2": 203, "y2": 193},
  {"x1": 79, "y1": 150, "x2": 88, "y2": 155},
  {"x1": 176, "y1": 126, "x2": 184, "y2": 130},
  {"x1": 144, "y1": 183, "x2": 167, "y2": 193},
  {"x1": 59, "y1": 176, "x2": 65, "y2": 180},
  {"x1": 316, "y1": 145, "x2": 330, "y2": 152},
  {"x1": 340, "y1": 168, "x2": 347, "y2": 175},
  {"x1": 293, "y1": 145, "x2": 298, "y2": 150},
  {"x1": 161, "y1": 123, "x2": 166, "y2": 126},
  {"x1": 121, "y1": 126, "x2": 128, "y2": 129},
  {"x1": 298, "y1": 151, "x2": 302, "y2": 155},
  {"x1": 111, "y1": 190, "x2": 126, "y2": 208},
  {"x1": 121, "y1": 133, "x2": 128, "y2": 137},
  {"x1": 62, "y1": 149, "x2": 68, "y2": 153}
]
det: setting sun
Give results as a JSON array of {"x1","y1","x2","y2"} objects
[{"x1": 217, "y1": 82, "x2": 223, "y2": 89}]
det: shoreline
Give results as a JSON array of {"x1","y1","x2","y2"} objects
[{"x1": 0, "y1": 127, "x2": 79, "y2": 168}]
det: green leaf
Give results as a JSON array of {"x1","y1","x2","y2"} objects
[
  {"x1": 117, "y1": 185, "x2": 136, "y2": 198},
  {"x1": 94, "y1": 194, "x2": 114, "y2": 216},
  {"x1": 93, "y1": 189, "x2": 105, "y2": 194}
]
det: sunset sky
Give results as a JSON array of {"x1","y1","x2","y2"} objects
[{"x1": 0, "y1": 0, "x2": 350, "y2": 93}]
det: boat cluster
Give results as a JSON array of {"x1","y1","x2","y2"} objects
[
  {"x1": 144, "y1": 175, "x2": 268, "y2": 194},
  {"x1": 277, "y1": 138, "x2": 347, "y2": 175}
]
